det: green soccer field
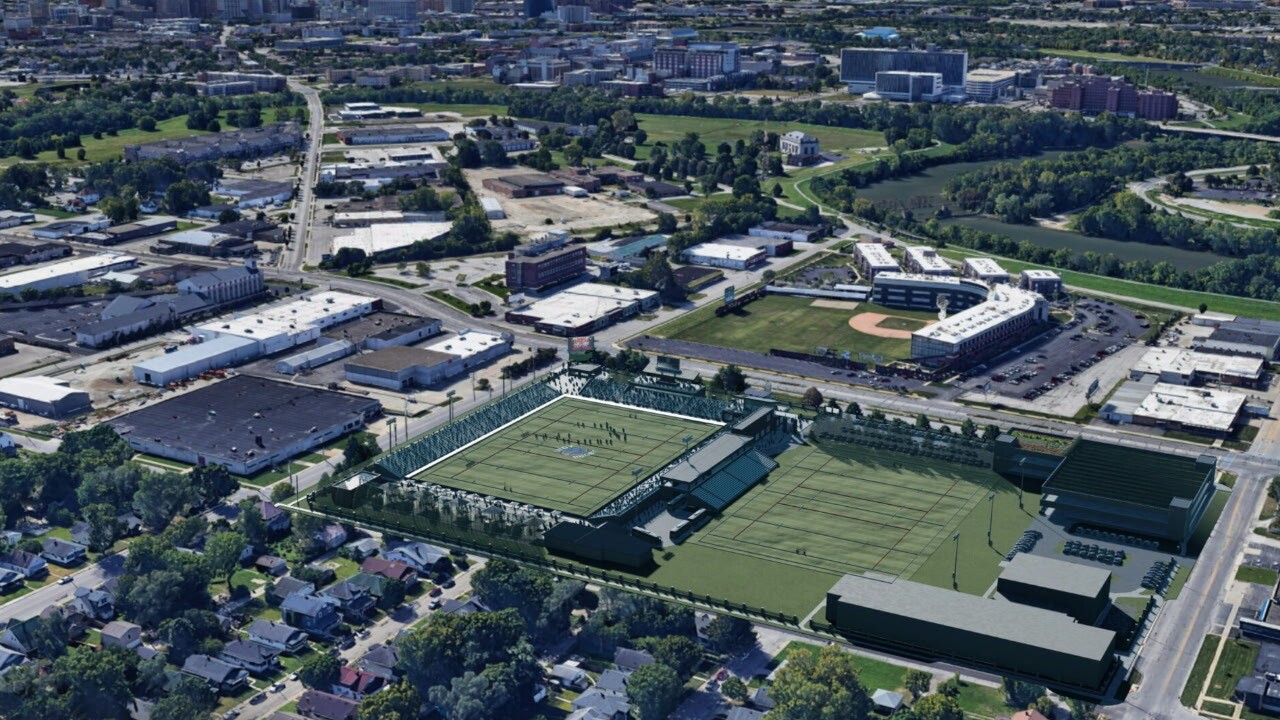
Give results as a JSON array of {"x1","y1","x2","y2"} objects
[
  {"x1": 692, "y1": 439, "x2": 1004, "y2": 580},
  {"x1": 409, "y1": 397, "x2": 720, "y2": 516}
]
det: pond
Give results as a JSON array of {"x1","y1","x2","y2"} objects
[{"x1": 854, "y1": 152, "x2": 1232, "y2": 271}]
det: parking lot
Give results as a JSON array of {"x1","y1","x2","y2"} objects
[{"x1": 965, "y1": 298, "x2": 1150, "y2": 403}]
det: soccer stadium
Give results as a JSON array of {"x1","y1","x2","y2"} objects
[{"x1": 304, "y1": 362, "x2": 1217, "y2": 693}]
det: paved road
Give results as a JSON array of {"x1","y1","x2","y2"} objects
[
  {"x1": 1159, "y1": 124, "x2": 1280, "y2": 144},
  {"x1": 232, "y1": 556, "x2": 486, "y2": 720},
  {"x1": 284, "y1": 80, "x2": 324, "y2": 272},
  {"x1": 0, "y1": 552, "x2": 126, "y2": 625}
]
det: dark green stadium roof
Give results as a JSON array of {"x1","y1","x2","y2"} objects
[{"x1": 1043, "y1": 439, "x2": 1212, "y2": 509}]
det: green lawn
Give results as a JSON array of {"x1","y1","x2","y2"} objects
[
  {"x1": 936, "y1": 246, "x2": 1280, "y2": 321},
  {"x1": 1183, "y1": 635, "x2": 1222, "y2": 706},
  {"x1": 662, "y1": 294, "x2": 936, "y2": 361},
  {"x1": 769, "y1": 642, "x2": 912, "y2": 692},
  {"x1": 1037, "y1": 49, "x2": 1193, "y2": 65},
  {"x1": 235, "y1": 462, "x2": 308, "y2": 488},
  {"x1": 1236, "y1": 565, "x2": 1279, "y2": 586},
  {"x1": 1165, "y1": 564, "x2": 1191, "y2": 600},
  {"x1": 636, "y1": 114, "x2": 884, "y2": 160},
  {"x1": 1208, "y1": 639, "x2": 1261, "y2": 699},
  {"x1": 413, "y1": 396, "x2": 718, "y2": 515},
  {"x1": 954, "y1": 679, "x2": 1012, "y2": 718}
]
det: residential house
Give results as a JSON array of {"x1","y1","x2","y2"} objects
[
  {"x1": 297, "y1": 690, "x2": 360, "y2": 720},
  {"x1": 40, "y1": 537, "x2": 87, "y2": 566},
  {"x1": 314, "y1": 524, "x2": 348, "y2": 551},
  {"x1": 550, "y1": 661, "x2": 589, "y2": 691},
  {"x1": 0, "y1": 550, "x2": 47, "y2": 580},
  {"x1": 333, "y1": 666, "x2": 386, "y2": 700},
  {"x1": 359, "y1": 558, "x2": 418, "y2": 587},
  {"x1": 100, "y1": 620, "x2": 141, "y2": 650},
  {"x1": 0, "y1": 569, "x2": 24, "y2": 594},
  {"x1": 382, "y1": 541, "x2": 451, "y2": 574},
  {"x1": 356, "y1": 644, "x2": 399, "y2": 681},
  {"x1": 319, "y1": 579, "x2": 377, "y2": 621},
  {"x1": 726, "y1": 708, "x2": 767, "y2": 720},
  {"x1": 0, "y1": 619, "x2": 41, "y2": 655},
  {"x1": 271, "y1": 576, "x2": 316, "y2": 605},
  {"x1": 69, "y1": 586, "x2": 115, "y2": 622},
  {"x1": 260, "y1": 501, "x2": 292, "y2": 535},
  {"x1": 346, "y1": 538, "x2": 380, "y2": 560},
  {"x1": 613, "y1": 647, "x2": 655, "y2": 672},
  {"x1": 247, "y1": 619, "x2": 310, "y2": 654},
  {"x1": 281, "y1": 593, "x2": 342, "y2": 636},
  {"x1": 0, "y1": 648, "x2": 26, "y2": 675},
  {"x1": 595, "y1": 669, "x2": 630, "y2": 695},
  {"x1": 256, "y1": 555, "x2": 288, "y2": 576},
  {"x1": 572, "y1": 687, "x2": 631, "y2": 720},
  {"x1": 182, "y1": 654, "x2": 250, "y2": 694},
  {"x1": 345, "y1": 572, "x2": 402, "y2": 609},
  {"x1": 221, "y1": 638, "x2": 281, "y2": 675}
]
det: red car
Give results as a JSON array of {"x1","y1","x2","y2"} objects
[{"x1": 429, "y1": 586, "x2": 443, "y2": 597}]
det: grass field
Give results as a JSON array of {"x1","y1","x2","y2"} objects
[
  {"x1": 691, "y1": 440, "x2": 1009, "y2": 581},
  {"x1": 635, "y1": 114, "x2": 884, "y2": 161},
  {"x1": 409, "y1": 396, "x2": 719, "y2": 516},
  {"x1": 662, "y1": 294, "x2": 937, "y2": 361},
  {"x1": 1236, "y1": 565, "x2": 1279, "y2": 586}
]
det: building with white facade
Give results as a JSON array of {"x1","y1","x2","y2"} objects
[
  {"x1": 1130, "y1": 347, "x2": 1265, "y2": 387},
  {"x1": 910, "y1": 284, "x2": 1048, "y2": 364},
  {"x1": 344, "y1": 330, "x2": 512, "y2": 390},
  {"x1": 855, "y1": 243, "x2": 900, "y2": 279},
  {"x1": 962, "y1": 257, "x2": 1010, "y2": 284},
  {"x1": 779, "y1": 131, "x2": 820, "y2": 166},
  {"x1": 965, "y1": 69, "x2": 1018, "y2": 102},
  {"x1": 505, "y1": 283, "x2": 659, "y2": 336},
  {"x1": 903, "y1": 246, "x2": 952, "y2": 276},
  {"x1": 0, "y1": 253, "x2": 137, "y2": 295},
  {"x1": 680, "y1": 242, "x2": 767, "y2": 270}
]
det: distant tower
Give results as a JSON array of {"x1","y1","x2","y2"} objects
[{"x1": 936, "y1": 294, "x2": 949, "y2": 320}]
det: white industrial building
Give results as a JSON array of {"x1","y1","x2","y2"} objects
[
  {"x1": 275, "y1": 339, "x2": 357, "y2": 374},
  {"x1": 505, "y1": 283, "x2": 659, "y2": 336},
  {"x1": 1101, "y1": 377, "x2": 1248, "y2": 436},
  {"x1": 962, "y1": 257, "x2": 1009, "y2": 284},
  {"x1": 903, "y1": 246, "x2": 952, "y2": 276},
  {"x1": 910, "y1": 284, "x2": 1048, "y2": 363},
  {"x1": 330, "y1": 222, "x2": 453, "y2": 257},
  {"x1": 0, "y1": 376, "x2": 92, "y2": 418},
  {"x1": 1130, "y1": 347, "x2": 1265, "y2": 387},
  {"x1": 134, "y1": 291, "x2": 377, "y2": 385},
  {"x1": 680, "y1": 242, "x2": 767, "y2": 270},
  {"x1": 854, "y1": 242, "x2": 900, "y2": 279},
  {"x1": 0, "y1": 253, "x2": 137, "y2": 294},
  {"x1": 964, "y1": 69, "x2": 1018, "y2": 101},
  {"x1": 344, "y1": 330, "x2": 513, "y2": 390},
  {"x1": 480, "y1": 198, "x2": 505, "y2": 219}
]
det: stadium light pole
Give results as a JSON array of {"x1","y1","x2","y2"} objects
[
  {"x1": 952, "y1": 532, "x2": 960, "y2": 588},
  {"x1": 388, "y1": 418, "x2": 397, "y2": 447},
  {"x1": 446, "y1": 390, "x2": 457, "y2": 423},
  {"x1": 1017, "y1": 457, "x2": 1027, "y2": 510},
  {"x1": 987, "y1": 492, "x2": 995, "y2": 545}
]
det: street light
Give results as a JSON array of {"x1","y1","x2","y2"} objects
[
  {"x1": 446, "y1": 390, "x2": 457, "y2": 423},
  {"x1": 388, "y1": 417, "x2": 397, "y2": 447},
  {"x1": 952, "y1": 532, "x2": 961, "y2": 588},
  {"x1": 987, "y1": 492, "x2": 996, "y2": 546},
  {"x1": 1017, "y1": 457, "x2": 1027, "y2": 510}
]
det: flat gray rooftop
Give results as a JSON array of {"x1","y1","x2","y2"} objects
[{"x1": 999, "y1": 553, "x2": 1111, "y2": 599}]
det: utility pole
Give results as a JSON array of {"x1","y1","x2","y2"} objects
[
  {"x1": 987, "y1": 492, "x2": 996, "y2": 545},
  {"x1": 952, "y1": 532, "x2": 960, "y2": 588}
]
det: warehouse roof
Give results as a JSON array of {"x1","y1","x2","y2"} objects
[
  {"x1": 999, "y1": 554, "x2": 1111, "y2": 600},
  {"x1": 346, "y1": 346, "x2": 457, "y2": 373},
  {"x1": 108, "y1": 375, "x2": 379, "y2": 464},
  {"x1": 133, "y1": 334, "x2": 257, "y2": 375},
  {"x1": 1043, "y1": 439, "x2": 1213, "y2": 509},
  {"x1": 0, "y1": 376, "x2": 85, "y2": 403},
  {"x1": 1132, "y1": 347, "x2": 1264, "y2": 381},
  {"x1": 828, "y1": 574, "x2": 1116, "y2": 662},
  {"x1": 323, "y1": 312, "x2": 438, "y2": 344}
]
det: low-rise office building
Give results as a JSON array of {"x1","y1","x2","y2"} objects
[
  {"x1": 506, "y1": 283, "x2": 659, "y2": 336},
  {"x1": 680, "y1": 242, "x2": 767, "y2": 270},
  {"x1": 1131, "y1": 347, "x2": 1265, "y2": 387},
  {"x1": 910, "y1": 284, "x2": 1048, "y2": 364},
  {"x1": 854, "y1": 242, "x2": 900, "y2": 279},
  {"x1": 1020, "y1": 269, "x2": 1063, "y2": 297},
  {"x1": 344, "y1": 330, "x2": 512, "y2": 390},
  {"x1": 903, "y1": 246, "x2": 952, "y2": 276},
  {"x1": 0, "y1": 253, "x2": 137, "y2": 295},
  {"x1": 335, "y1": 126, "x2": 451, "y2": 145},
  {"x1": 962, "y1": 257, "x2": 1009, "y2": 284}
]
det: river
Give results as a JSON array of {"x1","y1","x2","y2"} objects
[{"x1": 853, "y1": 152, "x2": 1231, "y2": 271}]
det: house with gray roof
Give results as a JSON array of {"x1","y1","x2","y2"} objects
[
  {"x1": 220, "y1": 638, "x2": 281, "y2": 675},
  {"x1": 248, "y1": 619, "x2": 309, "y2": 654},
  {"x1": 281, "y1": 593, "x2": 341, "y2": 636},
  {"x1": 182, "y1": 654, "x2": 250, "y2": 693}
]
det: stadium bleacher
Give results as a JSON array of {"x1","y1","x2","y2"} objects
[
  {"x1": 689, "y1": 450, "x2": 778, "y2": 510},
  {"x1": 579, "y1": 377, "x2": 731, "y2": 421}
]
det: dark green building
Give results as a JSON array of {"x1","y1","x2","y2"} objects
[{"x1": 997, "y1": 554, "x2": 1111, "y2": 624}]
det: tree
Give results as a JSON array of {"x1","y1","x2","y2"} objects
[
  {"x1": 471, "y1": 560, "x2": 554, "y2": 634},
  {"x1": 299, "y1": 651, "x2": 341, "y2": 690},
  {"x1": 657, "y1": 212, "x2": 678, "y2": 234},
  {"x1": 452, "y1": 138, "x2": 482, "y2": 168},
  {"x1": 190, "y1": 464, "x2": 237, "y2": 506},
  {"x1": 640, "y1": 635, "x2": 703, "y2": 680},
  {"x1": 770, "y1": 645, "x2": 872, "y2": 720},
  {"x1": 722, "y1": 675, "x2": 748, "y2": 703},
  {"x1": 1002, "y1": 678, "x2": 1047, "y2": 709},
  {"x1": 270, "y1": 482, "x2": 294, "y2": 504},
  {"x1": 905, "y1": 669, "x2": 932, "y2": 700},
  {"x1": 732, "y1": 174, "x2": 760, "y2": 199},
  {"x1": 960, "y1": 418, "x2": 977, "y2": 437},
  {"x1": 138, "y1": 116, "x2": 157, "y2": 132},
  {"x1": 358, "y1": 681, "x2": 420, "y2": 720},
  {"x1": 915, "y1": 413, "x2": 931, "y2": 430},
  {"x1": 480, "y1": 140, "x2": 508, "y2": 167},
  {"x1": 164, "y1": 180, "x2": 210, "y2": 216},
  {"x1": 914, "y1": 693, "x2": 964, "y2": 720},
  {"x1": 762, "y1": 269, "x2": 777, "y2": 282},
  {"x1": 711, "y1": 365, "x2": 747, "y2": 394},
  {"x1": 1199, "y1": 302, "x2": 1209, "y2": 314},
  {"x1": 982, "y1": 424, "x2": 1001, "y2": 441},
  {"x1": 49, "y1": 646, "x2": 135, "y2": 719},
  {"x1": 705, "y1": 615, "x2": 755, "y2": 656},
  {"x1": 633, "y1": 128, "x2": 648, "y2": 145},
  {"x1": 28, "y1": 611, "x2": 70, "y2": 660},
  {"x1": 772, "y1": 182, "x2": 784, "y2": 198},
  {"x1": 801, "y1": 387, "x2": 824, "y2": 409},
  {"x1": 205, "y1": 531, "x2": 247, "y2": 589},
  {"x1": 76, "y1": 148, "x2": 86, "y2": 161},
  {"x1": 238, "y1": 500, "x2": 269, "y2": 550},
  {"x1": 150, "y1": 676, "x2": 215, "y2": 720},
  {"x1": 428, "y1": 671, "x2": 495, "y2": 720},
  {"x1": 627, "y1": 662, "x2": 683, "y2": 720},
  {"x1": 82, "y1": 503, "x2": 121, "y2": 551},
  {"x1": 563, "y1": 143, "x2": 585, "y2": 167},
  {"x1": 846, "y1": 401, "x2": 863, "y2": 417},
  {"x1": 133, "y1": 471, "x2": 196, "y2": 531},
  {"x1": 217, "y1": 208, "x2": 240, "y2": 224}
]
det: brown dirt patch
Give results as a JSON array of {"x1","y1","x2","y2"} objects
[{"x1": 850, "y1": 312, "x2": 919, "y2": 339}]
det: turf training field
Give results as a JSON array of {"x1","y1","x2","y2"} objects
[
  {"x1": 691, "y1": 439, "x2": 1002, "y2": 579},
  {"x1": 410, "y1": 397, "x2": 719, "y2": 516},
  {"x1": 662, "y1": 295, "x2": 937, "y2": 361}
]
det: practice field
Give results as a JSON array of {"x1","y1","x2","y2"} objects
[
  {"x1": 689, "y1": 440, "x2": 1004, "y2": 580},
  {"x1": 663, "y1": 294, "x2": 937, "y2": 361},
  {"x1": 635, "y1": 114, "x2": 885, "y2": 160},
  {"x1": 409, "y1": 397, "x2": 719, "y2": 516}
]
